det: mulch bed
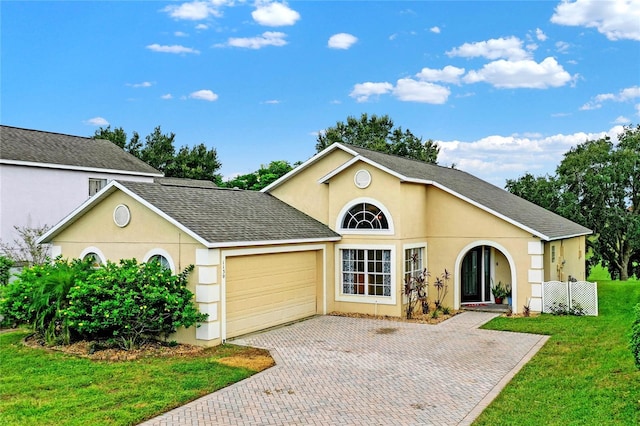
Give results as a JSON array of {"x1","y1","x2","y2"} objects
[
  {"x1": 329, "y1": 308, "x2": 461, "y2": 325},
  {"x1": 22, "y1": 334, "x2": 207, "y2": 361}
]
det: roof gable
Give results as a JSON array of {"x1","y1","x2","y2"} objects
[
  {"x1": 266, "y1": 143, "x2": 591, "y2": 241},
  {"x1": 0, "y1": 125, "x2": 161, "y2": 176},
  {"x1": 40, "y1": 180, "x2": 341, "y2": 248}
]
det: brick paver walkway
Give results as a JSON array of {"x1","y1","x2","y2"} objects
[{"x1": 140, "y1": 312, "x2": 547, "y2": 425}]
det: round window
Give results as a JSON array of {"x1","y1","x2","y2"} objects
[
  {"x1": 354, "y1": 169, "x2": 372, "y2": 189},
  {"x1": 113, "y1": 204, "x2": 131, "y2": 227}
]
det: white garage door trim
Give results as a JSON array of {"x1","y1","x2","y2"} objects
[{"x1": 221, "y1": 244, "x2": 328, "y2": 341}]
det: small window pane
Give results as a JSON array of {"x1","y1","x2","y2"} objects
[
  {"x1": 83, "y1": 252, "x2": 102, "y2": 269},
  {"x1": 149, "y1": 254, "x2": 170, "y2": 270}
]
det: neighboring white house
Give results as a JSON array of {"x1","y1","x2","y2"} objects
[{"x1": 0, "y1": 125, "x2": 162, "y2": 244}]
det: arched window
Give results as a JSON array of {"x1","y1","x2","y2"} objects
[
  {"x1": 143, "y1": 249, "x2": 176, "y2": 273},
  {"x1": 83, "y1": 252, "x2": 103, "y2": 269},
  {"x1": 148, "y1": 254, "x2": 171, "y2": 270},
  {"x1": 80, "y1": 247, "x2": 106, "y2": 269},
  {"x1": 341, "y1": 203, "x2": 389, "y2": 230}
]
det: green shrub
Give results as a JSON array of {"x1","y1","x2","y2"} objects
[
  {"x1": 64, "y1": 259, "x2": 206, "y2": 349},
  {"x1": 0, "y1": 257, "x2": 93, "y2": 341},
  {"x1": 0, "y1": 256, "x2": 14, "y2": 286},
  {"x1": 631, "y1": 303, "x2": 640, "y2": 369}
]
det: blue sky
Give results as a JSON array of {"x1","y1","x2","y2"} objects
[{"x1": 2, "y1": 0, "x2": 639, "y2": 186}]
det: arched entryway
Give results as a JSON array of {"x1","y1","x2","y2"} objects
[
  {"x1": 454, "y1": 241, "x2": 517, "y2": 311},
  {"x1": 461, "y1": 246, "x2": 492, "y2": 303}
]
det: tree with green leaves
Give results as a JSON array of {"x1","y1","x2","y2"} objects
[
  {"x1": 223, "y1": 160, "x2": 295, "y2": 191},
  {"x1": 506, "y1": 124, "x2": 639, "y2": 280},
  {"x1": 94, "y1": 126, "x2": 222, "y2": 182},
  {"x1": 316, "y1": 113, "x2": 440, "y2": 163}
]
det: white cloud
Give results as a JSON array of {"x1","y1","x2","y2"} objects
[
  {"x1": 175, "y1": 31, "x2": 188, "y2": 37},
  {"x1": 436, "y1": 126, "x2": 623, "y2": 183},
  {"x1": 163, "y1": 1, "x2": 223, "y2": 20},
  {"x1": 416, "y1": 65, "x2": 465, "y2": 84},
  {"x1": 446, "y1": 36, "x2": 530, "y2": 61},
  {"x1": 189, "y1": 89, "x2": 219, "y2": 101},
  {"x1": 222, "y1": 31, "x2": 288, "y2": 49},
  {"x1": 328, "y1": 33, "x2": 358, "y2": 49},
  {"x1": 349, "y1": 82, "x2": 393, "y2": 102},
  {"x1": 161, "y1": 94, "x2": 173, "y2": 100},
  {"x1": 536, "y1": 28, "x2": 547, "y2": 41},
  {"x1": 195, "y1": 23, "x2": 209, "y2": 30},
  {"x1": 555, "y1": 41, "x2": 571, "y2": 53},
  {"x1": 85, "y1": 117, "x2": 109, "y2": 126},
  {"x1": 551, "y1": 0, "x2": 640, "y2": 41},
  {"x1": 463, "y1": 57, "x2": 572, "y2": 89},
  {"x1": 392, "y1": 79, "x2": 450, "y2": 104},
  {"x1": 620, "y1": 86, "x2": 640, "y2": 101},
  {"x1": 252, "y1": 2, "x2": 300, "y2": 27},
  {"x1": 263, "y1": 99, "x2": 280, "y2": 104},
  {"x1": 146, "y1": 44, "x2": 200, "y2": 54},
  {"x1": 127, "y1": 81, "x2": 153, "y2": 88},
  {"x1": 613, "y1": 116, "x2": 630, "y2": 124},
  {"x1": 581, "y1": 85, "x2": 640, "y2": 110},
  {"x1": 430, "y1": 26, "x2": 441, "y2": 34}
]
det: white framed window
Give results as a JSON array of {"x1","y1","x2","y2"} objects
[
  {"x1": 143, "y1": 249, "x2": 175, "y2": 273},
  {"x1": 336, "y1": 198, "x2": 394, "y2": 235},
  {"x1": 404, "y1": 245, "x2": 425, "y2": 283},
  {"x1": 89, "y1": 178, "x2": 108, "y2": 196},
  {"x1": 336, "y1": 244, "x2": 396, "y2": 305},
  {"x1": 80, "y1": 246, "x2": 106, "y2": 269}
]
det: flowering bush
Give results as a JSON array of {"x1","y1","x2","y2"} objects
[
  {"x1": 1, "y1": 258, "x2": 206, "y2": 350},
  {"x1": 64, "y1": 259, "x2": 206, "y2": 349}
]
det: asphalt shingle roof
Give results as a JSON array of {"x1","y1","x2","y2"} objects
[
  {"x1": 347, "y1": 145, "x2": 592, "y2": 240},
  {"x1": 0, "y1": 125, "x2": 161, "y2": 175},
  {"x1": 119, "y1": 181, "x2": 340, "y2": 244}
]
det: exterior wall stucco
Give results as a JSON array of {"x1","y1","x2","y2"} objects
[
  {"x1": 269, "y1": 149, "x2": 353, "y2": 225},
  {"x1": 424, "y1": 185, "x2": 537, "y2": 312},
  {"x1": 543, "y1": 236, "x2": 587, "y2": 282},
  {"x1": 0, "y1": 163, "x2": 154, "y2": 242}
]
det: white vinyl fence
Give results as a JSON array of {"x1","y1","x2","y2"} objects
[{"x1": 542, "y1": 280, "x2": 598, "y2": 316}]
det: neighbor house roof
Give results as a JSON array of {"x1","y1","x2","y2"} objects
[
  {"x1": 40, "y1": 180, "x2": 341, "y2": 248},
  {"x1": 264, "y1": 143, "x2": 592, "y2": 241},
  {"x1": 0, "y1": 125, "x2": 162, "y2": 176}
]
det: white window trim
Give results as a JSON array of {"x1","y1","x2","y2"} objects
[
  {"x1": 79, "y1": 246, "x2": 107, "y2": 266},
  {"x1": 335, "y1": 244, "x2": 396, "y2": 305},
  {"x1": 143, "y1": 248, "x2": 176, "y2": 274},
  {"x1": 335, "y1": 197, "x2": 395, "y2": 236},
  {"x1": 402, "y1": 243, "x2": 427, "y2": 304}
]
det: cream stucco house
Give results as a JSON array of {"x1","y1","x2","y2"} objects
[{"x1": 39, "y1": 143, "x2": 591, "y2": 347}]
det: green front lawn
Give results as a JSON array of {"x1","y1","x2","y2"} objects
[
  {"x1": 0, "y1": 336, "x2": 269, "y2": 426},
  {"x1": 475, "y1": 276, "x2": 640, "y2": 425}
]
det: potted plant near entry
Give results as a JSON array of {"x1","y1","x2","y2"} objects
[
  {"x1": 505, "y1": 282, "x2": 512, "y2": 306},
  {"x1": 491, "y1": 281, "x2": 508, "y2": 304}
]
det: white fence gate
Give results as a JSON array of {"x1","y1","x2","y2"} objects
[{"x1": 541, "y1": 281, "x2": 598, "y2": 316}]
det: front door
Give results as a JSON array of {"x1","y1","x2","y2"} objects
[{"x1": 461, "y1": 246, "x2": 491, "y2": 303}]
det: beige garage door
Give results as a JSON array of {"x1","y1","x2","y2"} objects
[{"x1": 225, "y1": 251, "x2": 318, "y2": 338}]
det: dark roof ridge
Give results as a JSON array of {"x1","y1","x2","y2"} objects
[
  {"x1": 344, "y1": 143, "x2": 454, "y2": 173},
  {"x1": 1, "y1": 124, "x2": 99, "y2": 141}
]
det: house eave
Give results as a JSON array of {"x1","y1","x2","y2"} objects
[
  {"x1": 204, "y1": 236, "x2": 342, "y2": 248},
  {"x1": 0, "y1": 159, "x2": 163, "y2": 177},
  {"x1": 261, "y1": 143, "x2": 360, "y2": 193}
]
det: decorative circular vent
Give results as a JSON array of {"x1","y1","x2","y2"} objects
[
  {"x1": 354, "y1": 169, "x2": 372, "y2": 189},
  {"x1": 113, "y1": 204, "x2": 131, "y2": 228}
]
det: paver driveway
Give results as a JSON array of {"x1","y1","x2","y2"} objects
[{"x1": 141, "y1": 312, "x2": 547, "y2": 425}]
